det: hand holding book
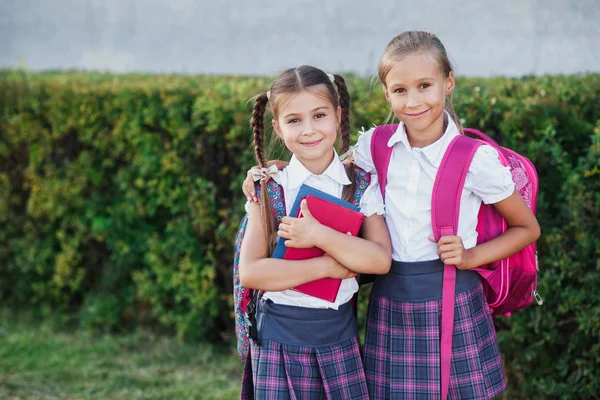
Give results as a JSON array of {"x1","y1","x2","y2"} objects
[
  {"x1": 272, "y1": 184, "x2": 365, "y2": 302},
  {"x1": 277, "y1": 199, "x2": 343, "y2": 250}
]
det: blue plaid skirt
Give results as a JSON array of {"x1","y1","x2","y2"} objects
[
  {"x1": 240, "y1": 300, "x2": 369, "y2": 400},
  {"x1": 363, "y1": 259, "x2": 506, "y2": 399}
]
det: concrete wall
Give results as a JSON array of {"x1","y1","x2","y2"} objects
[{"x1": 1, "y1": 0, "x2": 599, "y2": 77}]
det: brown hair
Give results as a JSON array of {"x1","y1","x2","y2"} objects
[
  {"x1": 378, "y1": 30, "x2": 463, "y2": 133},
  {"x1": 250, "y1": 65, "x2": 354, "y2": 255}
]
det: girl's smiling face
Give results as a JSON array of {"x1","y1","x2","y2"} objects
[
  {"x1": 272, "y1": 86, "x2": 341, "y2": 174},
  {"x1": 384, "y1": 52, "x2": 455, "y2": 146}
]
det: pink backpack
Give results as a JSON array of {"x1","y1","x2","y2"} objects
[{"x1": 371, "y1": 125, "x2": 543, "y2": 400}]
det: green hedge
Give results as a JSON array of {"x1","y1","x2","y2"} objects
[{"x1": 1, "y1": 70, "x2": 599, "y2": 398}]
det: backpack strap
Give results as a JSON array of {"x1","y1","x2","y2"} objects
[
  {"x1": 245, "y1": 179, "x2": 286, "y2": 344},
  {"x1": 432, "y1": 134, "x2": 483, "y2": 400},
  {"x1": 463, "y1": 127, "x2": 500, "y2": 147},
  {"x1": 432, "y1": 135, "x2": 483, "y2": 239},
  {"x1": 346, "y1": 164, "x2": 373, "y2": 291},
  {"x1": 256, "y1": 179, "x2": 286, "y2": 230},
  {"x1": 350, "y1": 165, "x2": 372, "y2": 206},
  {"x1": 370, "y1": 124, "x2": 398, "y2": 199},
  {"x1": 348, "y1": 165, "x2": 376, "y2": 288}
]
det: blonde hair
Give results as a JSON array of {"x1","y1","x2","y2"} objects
[{"x1": 378, "y1": 30, "x2": 463, "y2": 133}]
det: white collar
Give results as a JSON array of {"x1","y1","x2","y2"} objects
[
  {"x1": 387, "y1": 111, "x2": 460, "y2": 167},
  {"x1": 285, "y1": 150, "x2": 352, "y2": 189}
]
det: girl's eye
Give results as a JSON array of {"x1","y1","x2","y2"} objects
[
  {"x1": 287, "y1": 118, "x2": 299, "y2": 124},
  {"x1": 394, "y1": 88, "x2": 406, "y2": 94},
  {"x1": 314, "y1": 113, "x2": 326, "y2": 119},
  {"x1": 420, "y1": 83, "x2": 431, "y2": 89}
]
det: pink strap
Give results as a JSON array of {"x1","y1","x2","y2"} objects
[
  {"x1": 432, "y1": 135, "x2": 482, "y2": 400},
  {"x1": 432, "y1": 135, "x2": 482, "y2": 237},
  {"x1": 440, "y1": 228, "x2": 456, "y2": 400},
  {"x1": 370, "y1": 124, "x2": 397, "y2": 199},
  {"x1": 463, "y1": 127, "x2": 499, "y2": 147}
]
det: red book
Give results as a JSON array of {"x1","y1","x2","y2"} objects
[{"x1": 271, "y1": 184, "x2": 365, "y2": 302}]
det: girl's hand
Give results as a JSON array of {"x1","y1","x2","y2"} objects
[
  {"x1": 341, "y1": 156, "x2": 354, "y2": 166},
  {"x1": 428, "y1": 235, "x2": 473, "y2": 270},
  {"x1": 321, "y1": 254, "x2": 358, "y2": 279},
  {"x1": 242, "y1": 168, "x2": 259, "y2": 203},
  {"x1": 278, "y1": 200, "x2": 326, "y2": 249},
  {"x1": 242, "y1": 160, "x2": 289, "y2": 203}
]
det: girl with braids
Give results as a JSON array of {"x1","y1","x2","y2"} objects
[
  {"x1": 244, "y1": 33, "x2": 540, "y2": 399},
  {"x1": 238, "y1": 65, "x2": 392, "y2": 400}
]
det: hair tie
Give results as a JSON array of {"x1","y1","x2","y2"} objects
[
  {"x1": 339, "y1": 145, "x2": 357, "y2": 163},
  {"x1": 250, "y1": 165, "x2": 279, "y2": 182},
  {"x1": 266, "y1": 91, "x2": 270, "y2": 100}
]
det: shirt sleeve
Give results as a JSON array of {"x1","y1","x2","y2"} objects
[
  {"x1": 465, "y1": 145, "x2": 515, "y2": 204},
  {"x1": 353, "y1": 127, "x2": 376, "y2": 173},
  {"x1": 359, "y1": 172, "x2": 385, "y2": 217}
]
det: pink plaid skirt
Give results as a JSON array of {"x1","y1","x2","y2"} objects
[{"x1": 363, "y1": 259, "x2": 506, "y2": 399}]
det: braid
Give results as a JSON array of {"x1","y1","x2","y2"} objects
[
  {"x1": 333, "y1": 74, "x2": 351, "y2": 153},
  {"x1": 250, "y1": 92, "x2": 277, "y2": 255},
  {"x1": 333, "y1": 74, "x2": 357, "y2": 203},
  {"x1": 251, "y1": 92, "x2": 269, "y2": 168}
]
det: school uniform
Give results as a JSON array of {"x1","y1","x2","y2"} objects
[
  {"x1": 240, "y1": 151, "x2": 384, "y2": 400},
  {"x1": 354, "y1": 115, "x2": 513, "y2": 399}
]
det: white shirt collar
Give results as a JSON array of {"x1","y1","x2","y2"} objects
[
  {"x1": 386, "y1": 111, "x2": 460, "y2": 167},
  {"x1": 285, "y1": 150, "x2": 352, "y2": 189}
]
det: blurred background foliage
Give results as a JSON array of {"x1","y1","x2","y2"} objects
[{"x1": 0, "y1": 70, "x2": 599, "y2": 398}]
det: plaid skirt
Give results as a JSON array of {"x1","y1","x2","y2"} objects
[
  {"x1": 363, "y1": 260, "x2": 506, "y2": 400},
  {"x1": 240, "y1": 300, "x2": 369, "y2": 400}
]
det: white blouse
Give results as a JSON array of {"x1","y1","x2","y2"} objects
[
  {"x1": 246, "y1": 150, "x2": 385, "y2": 309},
  {"x1": 354, "y1": 115, "x2": 514, "y2": 262}
]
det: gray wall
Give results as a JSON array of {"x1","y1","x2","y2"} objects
[{"x1": 1, "y1": 0, "x2": 599, "y2": 77}]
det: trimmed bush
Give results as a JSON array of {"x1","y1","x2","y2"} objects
[{"x1": 1, "y1": 70, "x2": 599, "y2": 397}]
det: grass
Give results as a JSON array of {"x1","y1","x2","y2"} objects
[
  {"x1": 0, "y1": 309, "x2": 527, "y2": 399},
  {"x1": 0, "y1": 314, "x2": 243, "y2": 399}
]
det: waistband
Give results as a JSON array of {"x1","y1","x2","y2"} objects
[
  {"x1": 256, "y1": 300, "x2": 357, "y2": 347},
  {"x1": 371, "y1": 259, "x2": 481, "y2": 301}
]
